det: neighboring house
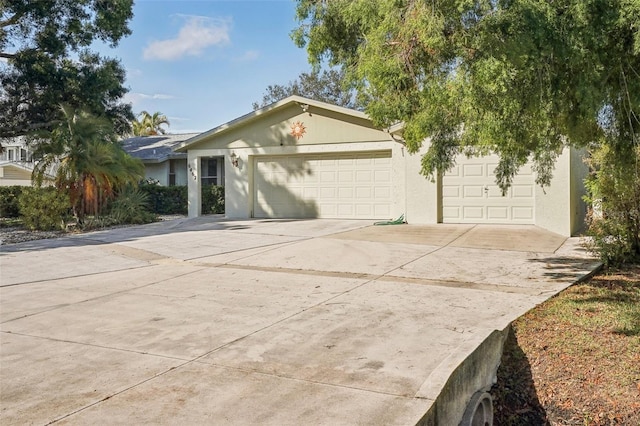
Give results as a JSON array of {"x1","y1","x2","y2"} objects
[
  {"x1": 121, "y1": 133, "x2": 206, "y2": 187},
  {"x1": 175, "y1": 96, "x2": 588, "y2": 236},
  {"x1": 0, "y1": 137, "x2": 53, "y2": 186},
  {"x1": 0, "y1": 161, "x2": 37, "y2": 186}
]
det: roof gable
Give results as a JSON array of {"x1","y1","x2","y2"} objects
[{"x1": 175, "y1": 96, "x2": 386, "y2": 152}]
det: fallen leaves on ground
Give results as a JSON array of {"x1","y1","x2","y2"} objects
[{"x1": 492, "y1": 265, "x2": 640, "y2": 426}]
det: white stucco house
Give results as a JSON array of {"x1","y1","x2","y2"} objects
[{"x1": 175, "y1": 96, "x2": 588, "y2": 236}]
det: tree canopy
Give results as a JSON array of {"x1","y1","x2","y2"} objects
[
  {"x1": 253, "y1": 68, "x2": 362, "y2": 110},
  {"x1": 131, "y1": 111, "x2": 171, "y2": 136},
  {"x1": 292, "y1": 0, "x2": 640, "y2": 191},
  {"x1": 0, "y1": 0, "x2": 135, "y2": 140}
]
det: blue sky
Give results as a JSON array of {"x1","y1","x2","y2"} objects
[{"x1": 111, "y1": 0, "x2": 312, "y2": 133}]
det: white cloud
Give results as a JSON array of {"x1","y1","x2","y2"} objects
[
  {"x1": 124, "y1": 92, "x2": 176, "y2": 105},
  {"x1": 143, "y1": 16, "x2": 231, "y2": 61},
  {"x1": 127, "y1": 68, "x2": 143, "y2": 78},
  {"x1": 234, "y1": 50, "x2": 260, "y2": 62}
]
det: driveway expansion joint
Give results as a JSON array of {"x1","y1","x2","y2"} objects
[{"x1": 190, "y1": 360, "x2": 419, "y2": 399}]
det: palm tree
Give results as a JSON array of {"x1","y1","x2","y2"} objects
[
  {"x1": 33, "y1": 105, "x2": 145, "y2": 220},
  {"x1": 131, "y1": 111, "x2": 170, "y2": 136}
]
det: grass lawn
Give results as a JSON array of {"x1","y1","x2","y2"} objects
[{"x1": 492, "y1": 264, "x2": 640, "y2": 425}]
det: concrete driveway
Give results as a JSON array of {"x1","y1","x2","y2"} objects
[{"x1": 0, "y1": 218, "x2": 599, "y2": 425}]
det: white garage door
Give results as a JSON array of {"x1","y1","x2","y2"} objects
[
  {"x1": 442, "y1": 154, "x2": 535, "y2": 224},
  {"x1": 254, "y1": 151, "x2": 392, "y2": 219}
]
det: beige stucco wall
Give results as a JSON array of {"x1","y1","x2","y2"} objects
[
  {"x1": 146, "y1": 159, "x2": 188, "y2": 186},
  {"x1": 570, "y1": 148, "x2": 589, "y2": 235},
  {"x1": 403, "y1": 144, "x2": 440, "y2": 224},
  {"x1": 144, "y1": 162, "x2": 169, "y2": 186},
  {"x1": 535, "y1": 147, "x2": 588, "y2": 236}
]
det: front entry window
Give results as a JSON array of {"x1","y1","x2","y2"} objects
[{"x1": 201, "y1": 157, "x2": 220, "y2": 185}]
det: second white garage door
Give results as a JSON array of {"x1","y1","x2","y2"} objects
[
  {"x1": 254, "y1": 151, "x2": 392, "y2": 219},
  {"x1": 442, "y1": 154, "x2": 536, "y2": 224}
]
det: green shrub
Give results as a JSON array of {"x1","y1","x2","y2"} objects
[
  {"x1": 584, "y1": 144, "x2": 640, "y2": 266},
  {"x1": 139, "y1": 183, "x2": 188, "y2": 214},
  {"x1": 0, "y1": 186, "x2": 25, "y2": 218},
  {"x1": 18, "y1": 187, "x2": 71, "y2": 230},
  {"x1": 109, "y1": 187, "x2": 156, "y2": 225},
  {"x1": 202, "y1": 184, "x2": 225, "y2": 214},
  {"x1": 138, "y1": 183, "x2": 224, "y2": 215}
]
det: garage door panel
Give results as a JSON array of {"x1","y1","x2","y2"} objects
[
  {"x1": 317, "y1": 186, "x2": 336, "y2": 197},
  {"x1": 464, "y1": 186, "x2": 484, "y2": 197},
  {"x1": 338, "y1": 187, "x2": 353, "y2": 198},
  {"x1": 374, "y1": 204, "x2": 391, "y2": 217},
  {"x1": 443, "y1": 206, "x2": 461, "y2": 220},
  {"x1": 254, "y1": 151, "x2": 392, "y2": 219},
  {"x1": 447, "y1": 165, "x2": 461, "y2": 177},
  {"x1": 305, "y1": 173, "x2": 319, "y2": 183},
  {"x1": 375, "y1": 187, "x2": 391, "y2": 198},
  {"x1": 320, "y1": 171, "x2": 336, "y2": 182},
  {"x1": 303, "y1": 187, "x2": 318, "y2": 198},
  {"x1": 512, "y1": 185, "x2": 534, "y2": 197},
  {"x1": 442, "y1": 154, "x2": 535, "y2": 224},
  {"x1": 442, "y1": 186, "x2": 460, "y2": 198},
  {"x1": 463, "y1": 164, "x2": 483, "y2": 177},
  {"x1": 355, "y1": 170, "x2": 371, "y2": 182},
  {"x1": 355, "y1": 204, "x2": 373, "y2": 216},
  {"x1": 486, "y1": 187, "x2": 506, "y2": 198},
  {"x1": 518, "y1": 164, "x2": 534, "y2": 175},
  {"x1": 320, "y1": 204, "x2": 338, "y2": 216},
  {"x1": 337, "y1": 204, "x2": 355, "y2": 215},
  {"x1": 338, "y1": 171, "x2": 354, "y2": 182},
  {"x1": 463, "y1": 206, "x2": 484, "y2": 219},
  {"x1": 487, "y1": 207, "x2": 509, "y2": 220},
  {"x1": 513, "y1": 207, "x2": 534, "y2": 220},
  {"x1": 374, "y1": 170, "x2": 391, "y2": 182},
  {"x1": 355, "y1": 187, "x2": 372, "y2": 198}
]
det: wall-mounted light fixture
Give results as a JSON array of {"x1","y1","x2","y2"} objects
[
  {"x1": 230, "y1": 151, "x2": 239, "y2": 168},
  {"x1": 298, "y1": 103, "x2": 312, "y2": 116}
]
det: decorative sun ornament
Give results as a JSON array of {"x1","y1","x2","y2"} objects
[{"x1": 290, "y1": 121, "x2": 306, "y2": 140}]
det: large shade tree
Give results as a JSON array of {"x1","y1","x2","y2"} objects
[
  {"x1": 293, "y1": 0, "x2": 640, "y2": 261},
  {"x1": 253, "y1": 68, "x2": 362, "y2": 110},
  {"x1": 32, "y1": 105, "x2": 144, "y2": 220},
  {"x1": 292, "y1": 0, "x2": 639, "y2": 186},
  {"x1": 0, "y1": 0, "x2": 135, "y2": 141}
]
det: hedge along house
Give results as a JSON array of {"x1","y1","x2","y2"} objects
[{"x1": 176, "y1": 96, "x2": 588, "y2": 236}]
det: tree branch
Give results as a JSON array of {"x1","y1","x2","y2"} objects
[
  {"x1": 0, "y1": 120, "x2": 62, "y2": 139},
  {"x1": 0, "y1": 10, "x2": 26, "y2": 28}
]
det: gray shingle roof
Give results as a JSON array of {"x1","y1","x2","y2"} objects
[{"x1": 121, "y1": 133, "x2": 199, "y2": 163}]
